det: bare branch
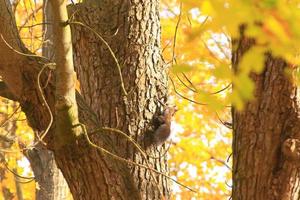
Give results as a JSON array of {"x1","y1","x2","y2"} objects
[{"x1": 50, "y1": 0, "x2": 80, "y2": 148}]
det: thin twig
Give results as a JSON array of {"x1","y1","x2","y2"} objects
[
  {"x1": 92, "y1": 126, "x2": 166, "y2": 160},
  {"x1": 210, "y1": 83, "x2": 232, "y2": 95},
  {"x1": 2, "y1": 160, "x2": 35, "y2": 180},
  {"x1": 18, "y1": 22, "x2": 52, "y2": 29},
  {"x1": 181, "y1": 72, "x2": 198, "y2": 92},
  {"x1": 201, "y1": 38, "x2": 224, "y2": 64},
  {"x1": 162, "y1": 39, "x2": 172, "y2": 53},
  {"x1": 18, "y1": 4, "x2": 43, "y2": 31},
  {"x1": 27, "y1": 63, "x2": 55, "y2": 147},
  {"x1": 36, "y1": 64, "x2": 54, "y2": 141},
  {"x1": 171, "y1": 2, "x2": 182, "y2": 67},
  {"x1": 210, "y1": 156, "x2": 231, "y2": 170},
  {"x1": 169, "y1": 76, "x2": 207, "y2": 105},
  {"x1": 175, "y1": 74, "x2": 197, "y2": 93},
  {"x1": 14, "y1": 178, "x2": 35, "y2": 184},
  {"x1": 0, "y1": 106, "x2": 20, "y2": 127},
  {"x1": 80, "y1": 124, "x2": 164, "y2": 196},
  {"x1": 215, "y1": 111, "x2": 232, "y2": 129},
  {"x1": 0, "y1": 34, "x2": 49, "y2": 61},
  {"x1": 211, "y1": 36, "x2": 231, "y2": 60}
]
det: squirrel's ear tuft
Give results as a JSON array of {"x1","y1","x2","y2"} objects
[
  {"x1": 173, "y1": 106, "x2": 178, "y2": 113},
  {"x1": 169, "y1": 105, "x2": 178, "y2": 116}
]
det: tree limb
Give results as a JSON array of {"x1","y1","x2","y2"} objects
[{"x1": 0, "y1": 82, "x2": 16, "y2": 101}]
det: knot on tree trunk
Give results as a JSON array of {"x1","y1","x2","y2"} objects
[{"x1": 282, "y1": 138, "x2": 300, "y2": 162}]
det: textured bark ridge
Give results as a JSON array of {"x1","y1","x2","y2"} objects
[{"x1": 232, "y1": 29, "x2": 300, "y2": 200}]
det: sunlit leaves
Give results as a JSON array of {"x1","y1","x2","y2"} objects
[
  {"x1": 213, "y1": 64, "x2": 232, "y2": 79},
  {"x1": 3, "y1": 0, "x2": 300, "y2": 199},
  {"x1": 260, "y1": 0, "x2": 278, "y2": 8},
  {"x1": 0, "y1": 99, "x2": 35, "y2": 200},
  {"x1": 160, "y1": 0, "x2": 300, "y2": 199},
  {"x1": 169, "y1": 0, "x2": 300, "y2": 111},
  {"x1": 15, "y1": 0, "x2": 44, "y2": 53}
]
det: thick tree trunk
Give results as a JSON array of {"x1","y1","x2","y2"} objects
[
  {"x1": 232, "y1": 30, "x2": 300, "y2": 199},
  {"x1": 0, "y1": 0, "x2": 170, "y2": 199},
  {"x1": 53, "y1": 1, "x2": 169, "y2": 199}
]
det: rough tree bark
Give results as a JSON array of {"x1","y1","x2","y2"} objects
[
  {"x1": 0, "y1": 0, "x2": 170, "y2": 199},
  {"x1": 232, "y1": 28, "x2": 300, "y2": 199}
]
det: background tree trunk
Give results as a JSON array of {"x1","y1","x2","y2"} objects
[{"x1": 232, "y1": 29, "x2": 300, "y2": 199}]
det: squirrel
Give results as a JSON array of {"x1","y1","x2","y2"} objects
[{"x1": 152, "y1": 105, "x2": 178, "y2": 146}]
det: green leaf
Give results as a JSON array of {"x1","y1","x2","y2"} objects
[
  {"x1": 213, "y1": 64, "x2": 232, "y2": 79},
  {"x1": 234, "y1": 73, "x2": 254, "y2": 100},
  {"x1": 171, "y1": 64, "x2": 194, "y2": 73},
  {"x1": 239, "y1": 47, "x2": 265, "y2": 74}
]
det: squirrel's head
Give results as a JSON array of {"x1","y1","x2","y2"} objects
[{"x1": 164, "y1": 105, "x2": 178, "y2": 117}]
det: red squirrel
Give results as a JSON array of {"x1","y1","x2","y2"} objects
[{"x1": 152, "y1": 106, "x2": 178, "y2": 146}]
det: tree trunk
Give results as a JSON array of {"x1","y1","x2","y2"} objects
[
  {"x1": 53, "y1": 1, "x2": 169, "y2": 199},
  {"x1": 232, "y1": 29, "x2": 300, "y2": 199},
  {"x1": 25, "y1": 2, "x2": 70, "y2": 200},
  {"x1": 0, "y1": 0, "x2": 170, "y2": 199},
  {"x1": 26, "y1": 145, "x2": 69, "y2": 200}
]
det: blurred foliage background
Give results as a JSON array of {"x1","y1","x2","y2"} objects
[{"x1": 2, "y1": 0, "x2": 300, "y2": 199}]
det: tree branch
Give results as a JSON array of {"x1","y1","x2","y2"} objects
[
  {"x1": 50, "y1": 0, "x2": 81, "y2": 149},
  {"x1": 0, "y1": 82, "x2": 16, "y2": 101}
]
